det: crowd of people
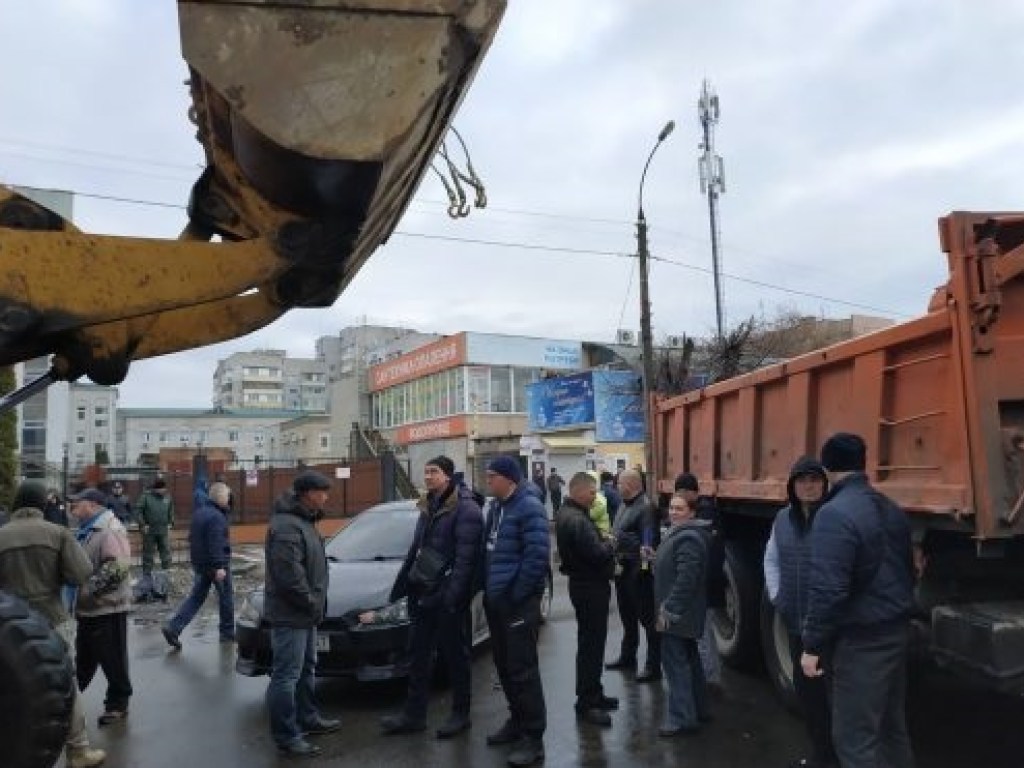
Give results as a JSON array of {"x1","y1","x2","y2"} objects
[{"x1": 0, "y1": 428, "x2": 916, "y2": 768}]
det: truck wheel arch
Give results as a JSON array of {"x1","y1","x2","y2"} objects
[
  {"x1": 759, "y1": 590, "x2": 799, "y2": 711},
  {"x1": 712, "y1": 541, "x2": 764, "y2": 670}
]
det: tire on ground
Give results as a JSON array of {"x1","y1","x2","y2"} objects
[
  {"x1": 760, "y1": 590, "x2": 799, "y2": 711},
  {"x1": 711, "y1": 541, "x2": 763, "y2": 670},
  {"x1": 0, "y1": 590, "x2": 74, "y2": 768}
]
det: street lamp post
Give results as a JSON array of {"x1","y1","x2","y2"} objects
[{"x1": 637, "y1": 120, "x2": 675, "y2": 489}]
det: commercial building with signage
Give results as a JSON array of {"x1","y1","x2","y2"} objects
[
  {"x1": 369, "y1": 332, "x2": 585, "y2": 487},
  {"x1": 522, "y1": 369, "x2": 645, "y2": 482}
]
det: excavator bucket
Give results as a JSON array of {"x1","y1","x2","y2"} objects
[
  {"x1": 178, "y1": 0, "x2": 506, "y2": 302},
  {"x1": 0, "y1": 0, "x2": 503, "y2": 391}
]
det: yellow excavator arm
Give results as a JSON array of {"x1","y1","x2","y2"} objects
[{"x1": 0, "y1": 0, "x2": 504, "y2": 395}]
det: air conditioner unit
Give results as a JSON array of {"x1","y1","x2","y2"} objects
[
  {"x1": 616, "y1": 329, "x2": 637, "y2": 346},
  {"x1": 666, "y1": 335, "x2": 686, "y2": 349}
]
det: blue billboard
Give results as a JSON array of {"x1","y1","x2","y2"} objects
[
  {"x1": 526, "y1": 372, "x2": 594, "y2": 431},
  {"x1": 526, "y1": 369, "x2": 643, "y2": 442},
  {"x1": 593, "y1": 370, "x2": 644, "y2": 442}
]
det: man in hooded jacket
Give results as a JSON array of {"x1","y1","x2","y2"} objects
[
  {"x1": 377, "y1": 456, "x2": 483, "y2": 739},
  {"x1": 264, "y1": 471, "x2": 340, "y2": 757},
  {"x1": 764, "y1": 457, "x2": 837, "y2": 768}
]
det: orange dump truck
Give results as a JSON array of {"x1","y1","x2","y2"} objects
[{"x1": 652, "y1": 211, "x2": 1024, "y2": 698}]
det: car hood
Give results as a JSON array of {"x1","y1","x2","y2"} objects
[
  {"x1": 248, "y1": 558, "x2": 404, "y2": 619},
  {"x1": 325, "y1": 559, "x2": 404, "y2": 616}
]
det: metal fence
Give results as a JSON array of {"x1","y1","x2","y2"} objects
[{"x1": 100, "y1": 456, "x2": 396, "y2": 526}]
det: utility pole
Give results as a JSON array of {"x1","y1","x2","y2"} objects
[
  {"x1": 637, "y1": 120, "x2": 675, "y2": 484},
  {"x1": 698, "y1": 79, "x2": 727, "y2": 339}
]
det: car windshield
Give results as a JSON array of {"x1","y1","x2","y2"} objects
[{"x1": 325, "y1": 505, "x2": 419, "y2": 561}]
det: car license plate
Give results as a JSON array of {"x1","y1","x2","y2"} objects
[{"x1": 316, "y1": 634, "x2": 330, "y2": 652}]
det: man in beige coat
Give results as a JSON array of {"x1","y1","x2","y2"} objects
[
  {"x1": 0, "y1": 481, "x2": 106, "y2": 767},
  {"x1": 70, "y1": 488, "x2": 133, "y2": 727}
]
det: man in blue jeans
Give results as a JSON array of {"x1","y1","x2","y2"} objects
[
  {"x1": 264, "y1": 471, "x2": 339, "y2": 757},
  {"x1": 161, "y1": 482, "x2": 235, "y2": 649}
]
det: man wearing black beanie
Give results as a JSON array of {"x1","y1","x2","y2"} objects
[
  {"x1": 379, "y1": 455, "x2": 482, "y2": 740},
  {"x1": 800, "y1": 432, "x2": 915, "y2": 768}
]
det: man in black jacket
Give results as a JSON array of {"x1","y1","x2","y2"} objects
[
  {"x1": 606, "y1": 469, "x2": 661, "y2": 681},
  {"x1": 376, "y1": 456, "x2": 483, "y2": 739},
  {"x1": 556, "y1": 472, "x2": 617, "y2": 727},
  {"x1": 161, "y1": 482, "x2": 235, "y2": 649},
  {"x1": 265, "y1": 471, "x2": 340, "y2": 757},
  {"x1": 801, "y1": 433, "x2": 915, "y2": 768}
]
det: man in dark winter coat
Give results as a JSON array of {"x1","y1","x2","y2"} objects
[
  {"x1": 264, "y1": 471, "x2": 340, "y2": 757},
  {"x1": 607, "y1": 469, "x2": 661, "y2": 681},
  {"x1": 546, "y1": 468, "x2": 565, "y2": 512},
  {"x1": 106, "y1": 483, "x2": 132, "y2": 526},
  {"x1": 161, "y1": 482, "x2": 235, "y2": 649},
  {"x1": 44, "y1": 487, "x2": 69, "y2": 527},
  {"x1": 801, "y1": 433, "x2": 915, "y2": 768},
  {"x1": 482, "y1": 456, "x2": 549, "y2": 768},
  {"x1": 377, "y1": 456, "x2": 483, "y2": 739},
  {"x1": 764, "y1": 457, "x2": 836, "y2": 768},
  {"x1": 556, "y1": 472, "x2": 617, "y2": 727}
]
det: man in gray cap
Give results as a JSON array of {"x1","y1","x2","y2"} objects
[
  {"x1": 0, "y1": 481, "x2": 106, "y2": 767},
  {"x1": 265, "y1": 471, "x2": 340, "y2": 757}
]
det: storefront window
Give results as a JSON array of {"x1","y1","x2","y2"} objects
[
  {"x1": 439, "y1": 370, "x2": 452, "y2": 416},
  {"x1": 491, "y1": 367, "x2": 512, "y2": 412},
  {"x1": 454, "y1": 367, "x2": 466, "y2": 414},
  {"x1": 469, "y1": 366, "x2": 490, "y2": 412},
  {"x1": 513, "y1": 367, "x2": 540, "y2": 412}
]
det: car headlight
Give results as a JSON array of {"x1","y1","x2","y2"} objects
[
  {"x1": 238, "y1": 594, "x2": 262, "y2": 625},
  {"x1": 364, "y1": 597, "x2": 409, "y2": 626}
]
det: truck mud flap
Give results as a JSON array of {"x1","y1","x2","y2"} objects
[{"x1": 931, "y1": 601, "x2": 1024, "y2": 693}]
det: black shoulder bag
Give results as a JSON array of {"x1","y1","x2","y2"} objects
[{"x1": 407, "y1": 512, "x2": 452, "y2": 594}]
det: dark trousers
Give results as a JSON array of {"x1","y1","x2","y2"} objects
[
  {"x1": 660, "y1": 635, "x2": 708, "y2": 729},
  {"x1": 614, "y1": 562, "x2": 660, "y2": 669},
  {"x1": 550, "y1": 491, "x2": 562, "y2": 512},
  {"x1": 167, "y1": 569, "x2": 235, "y2": 640},
  {"x1": 76, "y1": 612, "x2": 132, "y2": 713},
  {"x1": 141, "y1": 531, "x2": 171, "y2": 573},
  {"x1": 485, "y1": 593, "x2": 547, "y2": 737},
  {"x1": 568, "y1": 578, "x2": 610, "y2": 707},
  {"x1": 831, "y1": 623, "x2": 914, "y2": 768},
  {"x1": 403, "y1": 602, "x2": 472, "y2": 721},
  {"x1": 789, "y1": 633, "x2": 836, "y2": 765}
]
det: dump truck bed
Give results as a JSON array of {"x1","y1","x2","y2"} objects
[{"x1": 654, "y1": 212, "x2": 1024, "y2": 541}]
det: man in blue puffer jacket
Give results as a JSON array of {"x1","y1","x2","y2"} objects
[
  {"x1": 380, "y1": 456, "x2": 483, "y2": 739},
  {"x1": 482, "y1": 456, "x2": 549, "y2": 768},
  {"x1": 801, "y1": 433, "x2": 915, "y2": 768},
  {"x1": 162, "y1": 482, "x2": 234, "y2": 649}
]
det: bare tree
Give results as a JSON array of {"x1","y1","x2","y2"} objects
[{"x1": 653, "y1": 334, "x2": 696, "y2": 396}]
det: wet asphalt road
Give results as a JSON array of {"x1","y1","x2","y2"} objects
[{"x1": 70, "y1": 572, "x2": 1024, "y2": 768}]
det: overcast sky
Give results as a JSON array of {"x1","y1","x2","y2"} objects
[{"x1": 4, "y1": 1, "x2": 1024, "y2": 407}]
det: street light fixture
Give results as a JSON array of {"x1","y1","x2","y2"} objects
[{"x1": 637, "y1": 120, "x2": 675, "y2": 489}]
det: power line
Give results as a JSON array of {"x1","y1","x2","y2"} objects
[
  {"x1": 4, "y1": 183, "x2": 909, "y2": 316},
  {"x1": 616, "y1": 261, "x2": 637, "y2": 331},
  {"x1": 0, "y1": 136, "x2": 855, "y2": 281}
]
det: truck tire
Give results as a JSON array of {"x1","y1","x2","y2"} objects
[
  {"x1": 0, "y1": 591, "x2": 74, "y2": 768},
  {"x1": 711, "y1": 542, "x2": 763, "y2": 670},
  {"x1": 760, "y1": 591, "x2": 799, "y2": 711}
]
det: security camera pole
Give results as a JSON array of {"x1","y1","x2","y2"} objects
[{"x1": 637, "y1": 120, "x2": 675, "y2": 486}]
